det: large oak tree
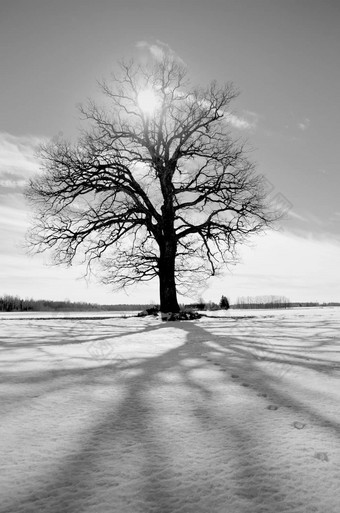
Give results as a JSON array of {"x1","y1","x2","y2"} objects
[{"x1": 26, "y1": 56, "x2": 276, "y2": 313}]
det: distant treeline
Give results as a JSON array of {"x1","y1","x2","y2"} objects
[
  {"x1": 234, "y1": 295, "x2": 291, "y2": 309},
  {"x1": 233, "y1": 295, "x2": 340, "y2": 309},
  {"x1": 0, "y1": 295, "x2": 155, "y2": 313},
  {"x1": 1, "y1": 294, "x2": 339, "y2": 313}
]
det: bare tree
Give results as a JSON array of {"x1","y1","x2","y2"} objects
[{"x1": 26, "y1": 55, "x2": 277, "y2": 313}]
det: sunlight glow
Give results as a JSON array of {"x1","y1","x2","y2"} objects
[{"x1": 137, "y1": 89, "x2": 159, "y2": 115}]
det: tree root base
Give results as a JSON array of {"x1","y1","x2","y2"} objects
[{"x1": 161, "y1": 311, "x2": 202, "y2": 321}]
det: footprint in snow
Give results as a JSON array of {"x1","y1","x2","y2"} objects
[
  {"x1": 314, "y1": 452, "x2": 329, "y2": 462},
  {"x1": 293, "y1": 421, "x2": 306, "y2": 429},
  {"x1": 267, "y1": 405, "x2": 279, "y2": 410}
]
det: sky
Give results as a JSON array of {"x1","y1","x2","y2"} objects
[{"x1": 0, "y1": 0, "x2": 339, "y2": 304}]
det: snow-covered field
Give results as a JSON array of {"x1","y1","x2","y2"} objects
[{"x1": 0, "y1": 307, "x2": 339, "y2": 513}]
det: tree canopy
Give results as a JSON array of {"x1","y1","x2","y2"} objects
[{"x1": 26, "y1": 55, "x2": 277, "y2": 312}]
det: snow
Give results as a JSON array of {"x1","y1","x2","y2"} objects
[{"x1": 0, "y1": 308, "x2": 339, "y2": 513}]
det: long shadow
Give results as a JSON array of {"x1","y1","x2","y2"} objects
[
  {"x1": 1, "y1": 317, "x2": 339, "y2": 513},
  {"x1": 187, "y1": 319, "x2": 340, "y2": 434},
  {"x1": 0, "y1": 318, "x2": 160, "y2": 349},
  {"x1": 0, "y1": 322, "x2": 193, "y2": 512}
]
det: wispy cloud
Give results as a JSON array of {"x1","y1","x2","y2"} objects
[
  {"x1": 136, "y1": 44, "x2": 256, "y2": 132},
  {"x1": 287, "y1": 210, "x2": 308, "y2": 222},
  {"x1": 136, "y1": 40, "x2": 186, "y2": 66},
  {"x1": 329, "y1": 211, "x2": 340, "y2": 224},
  {"x1": 206, "y1": 230, "x2": 340, "y2": 303},
  {"x1": 0, "y1": 133, "x2": 43, "y2": 185},
  {"x1": 225, "y1": 111, "x2": 258, "y2": 130},
  {"x1": 298, "y1": 117, "x2": 310, "y2": 131},
  {"x1": 0, "y1": 171, "x2": 27, "y2": 189},
  {"x1": 0, "y1": 203, "x2": 28, "y2": 232},
  {"x1": 0, "y1": 134, "x2": 43, "y2": 241}
]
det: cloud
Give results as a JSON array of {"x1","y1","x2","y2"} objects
[
  {"x1": 193, "y1": 97, "x2": 258, "y2": 131},
  {"x1": 136, "y1": 40, "x2": 186, "y2": 66},
  {"x1": 0, "y1": 248, "x2": 158, "y2": 304},
  {"x1": 205, "y1": 230, "x2": 340, "y2": 303},
  {"x1": 137, "y1": 40, "x2": 164, "y2": 61},
  {"x1": 329, "y1": 211, "x2": 340, "y2": 224},
  {"x1": 298, "y1": 118, "x2": 310, "y2": 131},
  {"x1": 0, "y1": 133, "x2": 43, "y2": 183},
  {"x1": 225, "y1": 112, "x2": 258, "y2": 130},
  {"x1": 287, "y1": 210, "x2": 308, "y2": 222},
  {"x1": 0, "y1": 171, "x2": 27, "y2": 189},
  {"x1": 0, "y1": 134, "x2": 43, "y2": 245},
  {"x1": 0, "y1": 204, "x2": 29, "y2": 232},
  {"x1": 136, "y1": 43, "x2": 257, "y2": 132}
]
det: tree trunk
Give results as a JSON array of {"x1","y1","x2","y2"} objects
[
  {"x1": 158, "y1": 240, "x2": 180, "y2": 313},
  {"x1": 158, "y1": 163, "x2": 180, "y2": 313}
]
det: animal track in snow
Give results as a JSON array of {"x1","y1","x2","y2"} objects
[
  {"x1": 292, "y1": 422, "x2": 306, "y2": 430},
  {"x1": 314, "y1": 452, "x2": 329, "y2": 462}
]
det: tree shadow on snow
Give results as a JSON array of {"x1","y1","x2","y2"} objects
[{"x1": 1, "y1": 316, "x2": 339, "y2": 513}]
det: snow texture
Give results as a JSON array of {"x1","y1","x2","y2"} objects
[{"x1": 0, "y1": 307, "x2": 339, "y2": 512}]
